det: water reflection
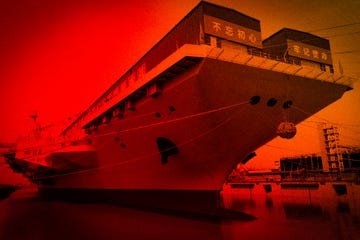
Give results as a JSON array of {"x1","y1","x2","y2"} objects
[
  {"x1": 0, "y1": 189, "x2": 223, "y2": 240},
  {"x1": 265, "y1": 197, "x2": 273, "y2": 210},
  {"x1": 337, "y1": 201, "x2": 350, "y2": 213},
  {"x1": 0, "y1": 184, "x2": 360, "y2": 240},
  {"x1": 282, "y1": 203, "x2": 326, "y2": 220},
  {"x1": 221, "y1": 182, "x2": 360, "y2": 239}
]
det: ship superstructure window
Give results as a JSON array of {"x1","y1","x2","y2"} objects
[
  {"x1": 205, "y1": 34, "x2": 221, "y2": 48},
  {"x1": 325, "y1": 65, "x2": 333, "y2": 73},
  {"x1": 204, "y1": 34, "x2": 211, "y2": 45},
  {"x1": 112, "y1": 106, "x2": 124, "y2": 118}
]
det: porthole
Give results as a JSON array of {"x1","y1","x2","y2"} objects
[
  {"x1": 169, "y1": 106, "x2": 176, "y2": 112},
  {"x1": 267, "y1": 98, "x2": 277, "y2": 107},
  {"x1": 283, "y1": 100, "x2": 293, "y2": 109},
  {"x1": 250, "y1": 96, "x2": 261, "y2": 105},
  {"x1": 155, "y1": 112, "x2": 161, "y2": 118}
]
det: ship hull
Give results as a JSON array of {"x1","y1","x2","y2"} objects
[{"x1": 36, "y1": 57, "x2": 348, "y2": 210}]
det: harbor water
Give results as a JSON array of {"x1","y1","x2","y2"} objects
[{"x1": 1, "y1": 183, "x2": 360, "y2": 240}]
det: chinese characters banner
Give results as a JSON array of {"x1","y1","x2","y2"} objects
[
  {"x1": 203, "y1": 15, "x2": 262, "y2": 48},
  {"x1": 287, "y1": 39, "x2": 332, "y2": 65}
]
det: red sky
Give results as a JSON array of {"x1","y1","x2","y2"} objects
[{"x1": 0, "y1": 0, "x2": 359, "y2": 179}]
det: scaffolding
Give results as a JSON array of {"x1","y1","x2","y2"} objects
[{"x1": 323, "y1": 125, "x2": 344, "y2": 172}]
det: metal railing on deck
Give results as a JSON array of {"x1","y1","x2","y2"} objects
[{"x1": 206, "y1": 45, "x2": 354, "y2": 88}]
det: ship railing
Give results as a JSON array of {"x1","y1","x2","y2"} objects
[
  {"x1": 62, "y1": 44, "x2": 355, "y2": 135},
  {"x1": 205, "y1": 44, "x2": 354, "y2": 88},
  {"x1": 247, "y1": 47, "x2": 302, "y2": 66}
]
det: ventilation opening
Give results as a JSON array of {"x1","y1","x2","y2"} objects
[{"x1": 156, "y1": 137, "x2": 179, "y2": 164}]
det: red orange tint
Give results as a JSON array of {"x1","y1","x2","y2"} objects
[{"x1": 0, "y1": 0, "x2": 194, "y2": 142}]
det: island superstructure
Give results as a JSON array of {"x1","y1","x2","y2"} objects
[{"x1": 4, "y1": 1, "x2": 354, "y2": 212}]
